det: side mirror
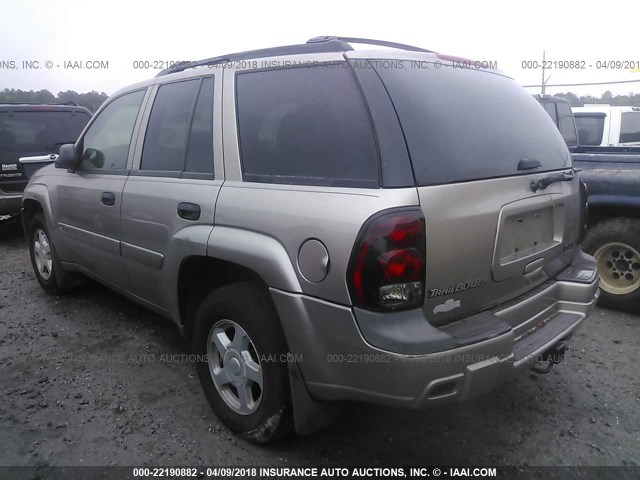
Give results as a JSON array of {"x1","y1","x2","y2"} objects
[
  {"x1": 55, "y1": 144, "x2": 81, "y2": 170},
  {"x1": 83, "y1": 148, "x2": 105, "y2": 169}
]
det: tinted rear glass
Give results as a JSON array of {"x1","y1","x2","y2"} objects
[
  {"x1": 236, "y1": 64, "x2": 379, "y2": 188},
  {"x1": 574, "y1": 114, "x2": 605, "y2": 146},
  {"x1": 620, "y1": 111, "x2": 640, "y2": 143},
  {"x1": 373, "y1": 61, "x2": 571, "y2": 185},
  {"x1": 0, "y1": 110, "x2": 90, "y2": 153}
]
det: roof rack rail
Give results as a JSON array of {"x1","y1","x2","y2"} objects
[
  {"x1": 0, "y1": 101, "x2": 80, "y2": 106},
  {"x1": 156, "y1": 36, "x2": 434, "y2": 77},
  {"x1": 307, "y1": 36, "x2": 434, "y2": 53},
  {"x1": 156, "y1": 38, "x2": 353, "y2": 77}
]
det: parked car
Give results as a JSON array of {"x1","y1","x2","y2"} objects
[
  {"x1": 535, "y1": 95, "x2": 579, "y2": 148},
  {"x1": 21, "y1": 37, "x2": 599, "y2": 442},
  {"x1": 574, "y1": 153, "x2": 640, "y2": 312},
  {"x1": 0, "y1": 103, "x2": 91, "y2": 216},
  {"x1": 538, "y1": 96, "x2": 640, "y2": 312},
  {"x1": 572, "y1": 104, "x2": 640, "y2": 147}
]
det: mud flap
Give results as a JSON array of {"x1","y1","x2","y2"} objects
[{"x1": 288, "y1": 360, "x2": 342, "y2": 436}]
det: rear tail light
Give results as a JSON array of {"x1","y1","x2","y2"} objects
[
  {"x1": 348, "y1": 209, "x2": 426, "y2": 310},
  {"x1": 578, "y1": 179, "x2": 589, "y2": 244}
]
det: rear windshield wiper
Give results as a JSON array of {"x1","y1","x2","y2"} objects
[{"x1": 530, "y1": 171, "x2": 575, "y2": 192}]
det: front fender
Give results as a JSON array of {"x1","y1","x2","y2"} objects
[{"x1": 21, "y1": 183, "x2": 57, "y2": 240}]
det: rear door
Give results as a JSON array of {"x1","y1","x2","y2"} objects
[
  {"x1": 0, "y1": 108, "x2": 90, "y2": 194},
  {"x1": 120, "y1": 75, "x2": 222, "y2": 313},
  {"x1": 366, "y1": 57, "x2": 581, "y2": 325}
]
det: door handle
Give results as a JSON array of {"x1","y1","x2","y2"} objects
[
  {"x1": 177, "y1": 202, "x2": 201, "y2": 221},
  {"x1": 101, "y1": 192, "x2": 116, "y2": 206}
]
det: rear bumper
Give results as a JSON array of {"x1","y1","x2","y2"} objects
[
  {"x1": 271, "y1": 249, "x2": 599, "y2": 408},
  {"x1": 0, "y1": 193, "x2": 22, "y2": 216}
]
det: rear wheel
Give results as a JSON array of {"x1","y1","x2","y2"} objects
[
  {"x1": 582, "y1": 217, "x2": 640, "y2": 312},
  {"x1": 193, "y1": 282, "x2": 293, "y2": 443}
]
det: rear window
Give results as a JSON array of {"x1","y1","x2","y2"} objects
[
  {"x1": 141, "y1": 79, "x2": 201, "y2": 172},
  {"x1": 620, "y1": 111, "x2": 640, "y2": 143},
  {"x1": 541, "y1": 102, "x2": 558, "y2": 125},
  {"x1": 236, "y1": 63, "x2": 379, "y2": 188},
  {"x1": 373, "y1": 61, "x2": 571, "y2": 185},
  {"x1": 556, "y1": 102, "x2": 578, "y2": 147},
  {"x1": 574, "y1": 114, "x2": 605, "y2": 146},
  {"x1": 0, "y1": 110, "x2": 91, "y2": 153}
]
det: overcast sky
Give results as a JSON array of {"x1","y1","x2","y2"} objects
[{"x1": 1, "y1": 0, "x2": 639, "y2": 98}]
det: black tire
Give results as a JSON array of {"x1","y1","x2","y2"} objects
[
  {"x1": 582, "y1": 217, "x2": 640, "y2": 312},
  {"x1": 192, "y1": 282, "x2": 293, "y2": 443},
  {"x1": 28, "y1": 213, "x2": 75, "y2": 295}
]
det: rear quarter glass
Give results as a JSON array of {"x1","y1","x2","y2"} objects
[{"x1": 235, "y1": 63, "x2": 380, "y2": 188}]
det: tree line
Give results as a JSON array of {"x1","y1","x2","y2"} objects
[
  {"x1": 0, "y1": 88, "x2": 109, "y2": 113},
  {"x1": 552, "y1": 90, "x2": 640, "y2": 107}
]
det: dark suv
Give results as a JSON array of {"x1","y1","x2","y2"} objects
[{"x1": 0, "y1": 103, "x2": 91, "y2": 216}]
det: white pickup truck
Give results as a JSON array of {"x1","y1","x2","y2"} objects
[{"x1": 572, "y1": 105, "x2": 640, "y2": 147}]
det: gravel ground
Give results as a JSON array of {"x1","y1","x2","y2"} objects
[{"x1": 1, "y1": 217, "x2": 639, "y2": 470}]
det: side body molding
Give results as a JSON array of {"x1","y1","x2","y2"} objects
[{"x1": 207, "y1": 226, "x2": 302, "y2": 293}]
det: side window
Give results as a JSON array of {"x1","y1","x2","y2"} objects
[
  {"x1": 620, "y1": 112, "x2": 640, "y2": 143},
  {"x1": 185, "y1": 77, "x2": 214, "y2": 174},
  {"x1": 543, "y1": 102, "x2": 557, "y2": 126},
  {"x1": 236, "y1": 64, "x2": 379, "y2": 187},
  {"x1": 141, "y1": 78, "x2": 214, "y2": 174},
  {"x1": 80, "y1": 90, "x2": 145, "y2": 170},
  {"x1": 556, "y1": 102, "x2": 578, "y2": 147},
  {"x1": 575, "y1": 115, "x2": 605, "y2": 146}
]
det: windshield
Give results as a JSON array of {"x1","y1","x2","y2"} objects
[
  {"x1": 372, "y1": 61, "x2": 571, "y2": 185},
  {"x1": 0, "y1": 110, "x2": 91, "y2": 153}
]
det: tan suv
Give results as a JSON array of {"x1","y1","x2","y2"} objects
[{"x1": 21, "y1": 37, "x2": 599, "y2": 442}]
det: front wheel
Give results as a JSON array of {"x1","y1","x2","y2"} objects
[
  {"x1": 192, "y1": 282, "x2": 293, "y2": 443},
  {"x1": 582, "y1": 217, "x2": 640, "y2": 312},
  {"x1": 28, "y1": 213, "x2": 70, "y2": 294}
]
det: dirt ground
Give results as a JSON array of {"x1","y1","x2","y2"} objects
[{"x1": 1, "y1": 217, "x2": 639, "y2": 470}]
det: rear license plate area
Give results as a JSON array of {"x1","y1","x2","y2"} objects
[{"x1": 497, "y1": 206, "x2": 555, "y2": 264}]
